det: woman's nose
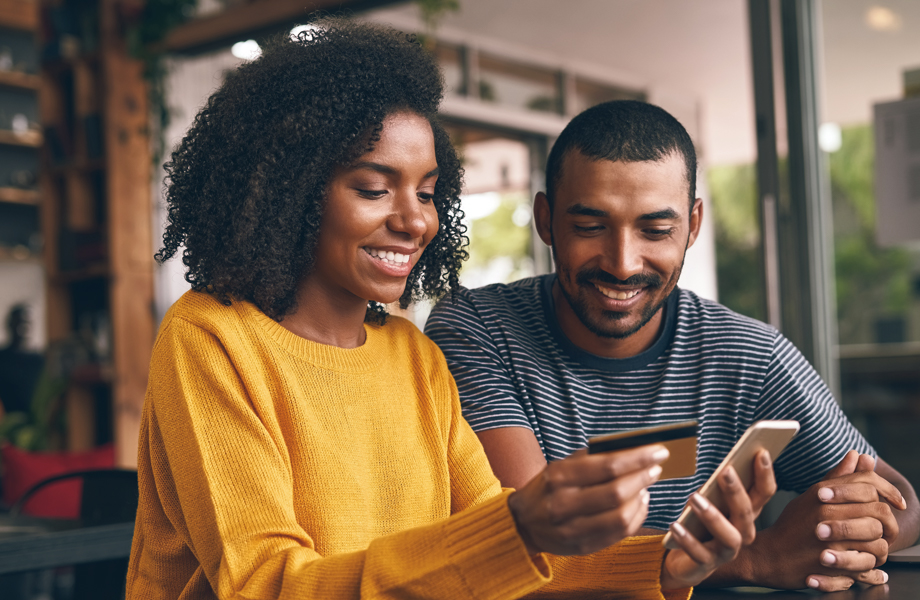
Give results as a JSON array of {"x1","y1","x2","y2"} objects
[{"x1": 390, "y1": 192, "x2": 435, "y2": 239}]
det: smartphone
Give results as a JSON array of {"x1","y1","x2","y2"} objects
[
  {"x1": 588, "y1": 420, "x2": 698, "y2": 481},
  {"x1": 662, "y1": 419, "x2": 800, "y2": 550}
]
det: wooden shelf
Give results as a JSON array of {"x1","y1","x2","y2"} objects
[
  {"x1": 0, "y1": 186, "x2": 39, "y2": 204},
  {"x1": 0, "y1": 128, "x2": 42, "y2": 147},
  {"x1": 0, "y1": 69, "x2": 41, "y2": 90}
]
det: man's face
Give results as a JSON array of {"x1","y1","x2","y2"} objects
[{"x1": 534, "y1": 150, "x2": 701, "y2": 356}]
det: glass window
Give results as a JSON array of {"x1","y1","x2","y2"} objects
[{"x1": 477, "y1": 52, "x2": 560, "y2": 114}]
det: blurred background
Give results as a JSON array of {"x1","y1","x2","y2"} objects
[{"x1": 0, "y1": 0, "x2": 918, "y2": 593}]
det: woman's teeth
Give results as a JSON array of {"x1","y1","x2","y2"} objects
[
  {"x1": 595, "y1": 284, "x2": 640, "y2": 300},
  {"x1": 366, "y1": 248, "x2": 410, "y2": 265}
]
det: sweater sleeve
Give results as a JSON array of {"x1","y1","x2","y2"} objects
[{"x1": 130, "y1": 316, "x2": 551, "y2": 600}]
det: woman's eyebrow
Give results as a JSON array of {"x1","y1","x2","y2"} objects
[
  {"x1": 347, "y1": 163, "x2": 440, "y2": 178},
  {"x1": 349, "y1": 161, "x2": 397, "y2": 175}
]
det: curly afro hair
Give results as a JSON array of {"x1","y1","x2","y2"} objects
[{"x1": 156, "y1": 18, "x2": 467, "y2": 324}]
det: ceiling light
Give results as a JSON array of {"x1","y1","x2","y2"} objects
[
  {"x1": 866, "y1": 6, "x2": 902, "y2": 32},
  {"x1": 231, "y1": 40, "x2": 261, "y2": 61}
]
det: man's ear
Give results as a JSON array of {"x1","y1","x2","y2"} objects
[
  {"x1": 686, "y1": 198, "x2": 703, "y2": 249},
  {"x1": 533, "y1": 192, "x2": 553, "y2": 247}
]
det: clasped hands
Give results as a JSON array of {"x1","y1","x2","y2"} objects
[
  {"x1": 507, "y1": 444, "x2": 777, "y2": 591},
  {"x1": 750, "y1": 449, "x2": 906, "y2": 592}
]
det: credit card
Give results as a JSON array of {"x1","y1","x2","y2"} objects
[{"x1": 588, "y1": 420, "x2": 698, "y2": 480}]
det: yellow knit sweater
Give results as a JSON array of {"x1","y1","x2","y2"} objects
[{"x1": 126, "y1": 291, "x2": 691, "y2": 600}]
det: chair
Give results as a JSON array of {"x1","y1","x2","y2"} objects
[{"x1": 9, "y1": 469, "x2": 138, "y2": 600}]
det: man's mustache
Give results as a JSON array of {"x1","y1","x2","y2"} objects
[{"x1": 575, "y1": 268, "x2": 663, "y2": 288}]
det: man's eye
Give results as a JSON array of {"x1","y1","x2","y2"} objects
[
  {"x1": 646, "y1": 228, "x2": 675, "y2": 237},
  {"x1": 574, "y1": 225, "x2": 603, "y2": 233}
]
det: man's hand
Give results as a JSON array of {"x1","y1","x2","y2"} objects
[
  {"x1": 748, "y1": 450, "x2": 906, "y2": 592},
  {"x1": 661, "y1": 450, "x2": 776, "y2": 589},
  {"x1": 508, "y1": 445, "x2": 668, "y2": 556}
]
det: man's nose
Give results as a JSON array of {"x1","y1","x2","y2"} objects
[{"x1": 602, "y1": 231, "x2": 644, "y2": 281}]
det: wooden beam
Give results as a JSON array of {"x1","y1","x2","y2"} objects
[
  {"x1": 101, "y1": 0, "x2": 155, "y2": 467},
  {"x1": 0, "y1": 0, "x2": 37, "y2": 31},
  {"x1": 163, "y1": 0, "x2": 402, "y2": 54}
]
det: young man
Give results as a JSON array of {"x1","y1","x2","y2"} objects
[{"x1": 426, "y1": 100, "x2": 919, "y2": 592}]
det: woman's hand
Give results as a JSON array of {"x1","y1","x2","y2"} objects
[
  {"x1": 508, "y1": 445, "x2": 669, "y2": 556},
  {"x1": 660, "y1": 449, "x2": 777, "y2": 590}
]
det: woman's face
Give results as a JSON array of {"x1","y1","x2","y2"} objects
[{"x1": 307, "y1": 111, "x2": 440, "y2": 307}]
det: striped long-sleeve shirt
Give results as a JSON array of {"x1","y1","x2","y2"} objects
[{"x1": 425, "y1": 275, "x2": 874, "y2": 530}]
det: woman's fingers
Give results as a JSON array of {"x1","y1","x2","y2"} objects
[
  {"x1": 509, "y1": 444, "x2": 668, "y2": 556},
  {"x1": 545, "y1": 445, "x2": 668, "y2": 490},
  {"x1": 546, "y1": 465, "x2": 661, "y2": 523}
]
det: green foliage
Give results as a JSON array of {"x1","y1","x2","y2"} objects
[
  {"x1": 124, "y1": 0, "x2": 198, "y2": 168},
  {"x1": 0, "y1": 370, "x2": 67, "y2": 451},
  {"x1": 706, "y1": 163, "x2": 765, "y2": 321},
  {"x1": 465, "y1": 191, "x2": 533, "y2": 281},
  {"x1": 707, "y1": 123, "x2": 914, "y2": 344},
  {"x1": 830, "y1": 124, "x2": 912, "y2": 343},
  {"x1": 416, "y1": 0, "x2": 461, "y2": 32}
]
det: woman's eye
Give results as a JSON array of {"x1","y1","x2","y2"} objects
[
  {"x1": 417, "y1": 191, "x2": 434, "y2": 203},
  {"x1": 356, "y1": 189, "x2": 387, "y2": 199}
]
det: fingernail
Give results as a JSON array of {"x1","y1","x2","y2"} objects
[
  {"x1": 882, "y1": 570, "x2": 889, "y2": 583},
  {"x1": 671, "y1": 521, "x2": 687, "y2": 537},
  {"x1": 649, "y1": 465, "x2": 663, "y2": 480},
  {"x1": 691, "y1": 493, "x2": 711, "y2": 512},
  {"x1": 821, "y1": 550, "x2": 836, "y2": 566},
  {"x1": 818, "y1": 487, "x2": 834, "y2": 502},
  {"x1": 642, "y1": 489, "x2": 651, "y2": 504},
  {"x1": 816, "y1": 523, "x2": 831, "y2": 539},
  {"x1": 807, "y1": 578, "x2": 820, "y2": 589},
  {"x1": 760, "y1": 451, "x2": 771, "y2": 467},
  {"x1": 900, "y1": 494, "x2": 907, "y2": 509},
  {"x1": 652, "y1": 447, "x2": 670, "y2": 462}
]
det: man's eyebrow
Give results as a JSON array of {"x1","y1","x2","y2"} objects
[
  {"x1": 566, "y1": 203, "x2": 608, "y2": 217},
  {"x1": 640, "y1": 208, "x2": 681, "y2": 220}
]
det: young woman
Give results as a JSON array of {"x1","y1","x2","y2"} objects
[{"x1": 126, "y1": 19, "x2": 773, "y2": 599}]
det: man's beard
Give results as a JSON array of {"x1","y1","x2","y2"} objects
[{"x1": 556, "y1": 266, "x2": 677, "y2": 340}]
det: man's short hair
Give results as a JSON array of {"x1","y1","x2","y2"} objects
[{"x1": 545, "y1": 100, "x2": 697, "y2": 212}]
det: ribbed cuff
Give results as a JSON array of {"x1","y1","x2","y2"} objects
[{"x1": 445, "y1": 491, "x2": 550, "y2": 600}]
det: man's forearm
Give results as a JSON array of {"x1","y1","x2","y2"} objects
[
  {"x1": 698, "y1": 539, "x2": 759, "y2": 587},
  {"x1": 890, "y1": 479, "x2": 920, "y2": 551}
]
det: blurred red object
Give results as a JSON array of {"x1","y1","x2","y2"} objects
[{"x1": 1, "y1": 443, "x2": 115, "y2": 518}]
